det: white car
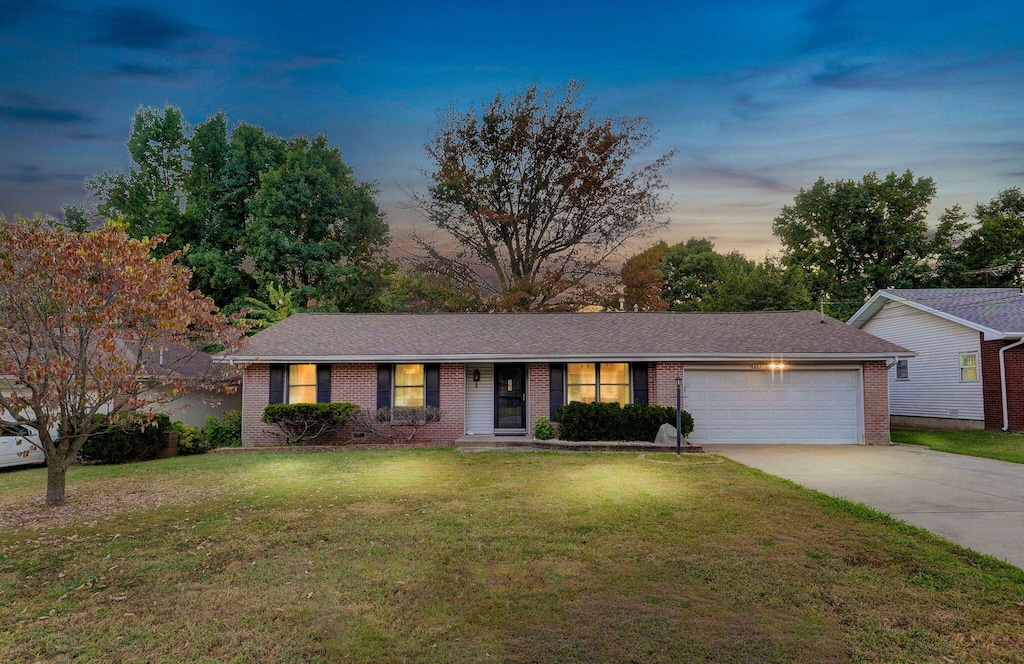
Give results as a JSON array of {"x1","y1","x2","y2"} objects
[{"x1": 0, "y1": 424, "x2": 45, "y2": 469}]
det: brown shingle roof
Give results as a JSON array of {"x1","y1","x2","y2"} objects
[{"x1": 224, "y1": 311, "x2": 909, "y2": 362}]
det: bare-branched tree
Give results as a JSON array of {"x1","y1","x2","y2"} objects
[{"x1": 414, "y1": 80, "x2": 673, "y2": 310}]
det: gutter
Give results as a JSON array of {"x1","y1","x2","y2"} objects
[
  {"x1": 215, "y1": 351, "x2": 915, "y2": 364},
  {"x1": 1000, "y1": 338, "x2": 1024, "y2": 431}
]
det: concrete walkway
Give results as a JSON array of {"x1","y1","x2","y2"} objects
[{"x1": 703, "y1": 443, "x2": 1024, "y2": 569}]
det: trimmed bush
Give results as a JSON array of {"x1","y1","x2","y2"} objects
[
  {"x1": 205, "y1": 410, "x2": 242, "y2": 449},
  {"x1": 532, "y1": 417, "x2": 554, "y2": 441},
  {"x1": 261, "y1": 402, "x2": 359, "y2": 445},
  {"x1": 555, "y1": 402, "x2": 693, "y2": 442},
  {"x1": 78, "y1": 413, "x2": 173, "y2": 464},
  {"x1": 172, "y1": 421, "x2": 207, "y2": 455}
]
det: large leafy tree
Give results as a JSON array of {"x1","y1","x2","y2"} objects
[
  {"x1": 0, "y1": 217, "x2": 244, "y2": 506},
  {"x1": 933, "y1": 188, "x2": 1024, "y2": 287},
  {"x1": 88, "y1": 107, "x2": 391, "y2": 312},
  {"x1": 619, "y1": 241, "x2": 669, "y2": 311},
  {"x1": 772, "y1": 170, "x2": 936, "y2": 318},
  {"x1": 246, "y1": 134, "x2": 391, "y2": 310},
  {"x1": 660, "y1": 238, "x2": 752, "y2": 311},
  {"x1": 415, "y1": 80, "x2": 673, "y2": 310},
  {"x1": 653, "y1": 237, "x2": 810, "y2": 312}
]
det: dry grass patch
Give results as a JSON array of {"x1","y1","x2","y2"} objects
[{"x1": 1, "y1": 449, "x2": 1023, "y2": 663}]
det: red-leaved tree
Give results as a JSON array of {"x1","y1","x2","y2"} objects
[{"x1": 0, "y1": 217, "x2": 245, "y2": 505}]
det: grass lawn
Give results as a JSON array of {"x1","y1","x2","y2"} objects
[
  {"x1": 892, "y1": 428, "x2": 1024, "y2": 465},
  {"x1": 2, "y1": 449, "x2": 1024, "y2": 663}
]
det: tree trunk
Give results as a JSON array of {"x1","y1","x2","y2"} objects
[{"x1": 45, "y1": 462, "x2": 67, "y2": 507}]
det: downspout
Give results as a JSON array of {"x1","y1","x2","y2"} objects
[{"x1": 999, "y1": 338, "x2": 1024, "y2": 431}]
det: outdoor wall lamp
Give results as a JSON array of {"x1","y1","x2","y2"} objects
[{"x1": 472, "y1": 369, "x2": 481, "y2": 384}]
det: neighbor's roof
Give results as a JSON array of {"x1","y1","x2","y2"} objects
[
  {"x1": 221, "y1": 311, "x2": 910, "y2": 363},
  {"x1": 848, "y1": 289, "x2": 1024, "y2": 340}
]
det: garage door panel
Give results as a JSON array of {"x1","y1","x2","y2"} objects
[{"x1": 685, "y1": 370, "x2": 860, "y2": 444}]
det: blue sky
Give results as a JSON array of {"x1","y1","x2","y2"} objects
[{"x1": 1, "y1": 0, "x2": 1022, "y2": 256}]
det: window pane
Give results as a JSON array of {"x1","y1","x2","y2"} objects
[
  {"x1": 394, "y1": 387, "x2": 425, "y2": 407},
  {"x1": 288, "y1": 385, "x2": 317, "y2": 404},
  {"x1": 961, "y1": 354, "x2": 977, "y2": 368},
  {"x1": 567, "y1": 363, "x2": 596, "y2": 385},
  {"x1": 962, "y1": 367, "x2": 978, "y2": 381},
  {"x1": 600, "y1": 363, "x2": 629, "y2": 385},
  {"x1": 395, "y1": 364, "x2": 424, "y2": 387},
  {"x1": 600, "y1": 385, "x2": 629, "y2": 405},
  {"x1": 567, "y1": 385, "x2": 596, "y2": 403},
  {"x1": 289, "y1": 364, "x2": 317, "y2": 386},
  {"x1": 896, "y1": 360, "x2": 909, "y2": 380}
]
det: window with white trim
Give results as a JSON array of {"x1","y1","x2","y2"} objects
[
  {"x1": 896, "y1": 359, "x2": 909, "y2": 381},
  {"x1": 567, "y1": 362, "x2": 630, "y2": 405},
  {"x1": 960, "y1": 353, "x2": 978, "y2": 382}
]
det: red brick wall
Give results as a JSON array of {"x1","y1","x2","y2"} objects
[
  {"x1": 862, "y1": 361, "x2": 890, "y2": 445},
  {"x1": 241, "y1": 362, "x2": 467, "y2": 447},
  {"x1": 651, "y1": 362, "x2": 685, "y2": 409},
  {"x1": 527, "y1": 362, "x2": 549, "y2": 435},
  {"x1": 982, "y1": 336, "x2": 1024, "y2": 430}
]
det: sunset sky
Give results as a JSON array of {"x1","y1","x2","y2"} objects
[{"x1": 1, "y1": 0, "x2": 1022, "y2": 257}]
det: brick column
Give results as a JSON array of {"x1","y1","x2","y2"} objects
[
  {"x1": 862, "y1": 361, "x2": 890, "y2": 445},
  {"x1": 982, "y1": 337, "x2": 1024, "y2": 430},
  {"x1": 527, "y1": 363, "x2": 550, "y2": 435},
  {"x1": 651, "y1": 362, "x2": 685, "y2": 408}
]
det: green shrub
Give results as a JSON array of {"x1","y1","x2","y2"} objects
[
  {"x1": 172, "y1": 421, "x2": 207, "y2": 455},
  {"x1": 78, "y1": 413, "x2": 173, "y2": 464},
  {"x1": 205, "y1": 410, "x2": 242, "y2": 449},
  {"x1": 261, "y1": 402, "x2": 358, "y2": 445},
  {"x1": 555, "y1": 402, "x2": 693, "y2": 441},
  {"x1": 622, "y1": 403, "x2": 693, "y2": 441},
  {"x1": 533, "y1": 417, "x2": 554, "y2": 440}
]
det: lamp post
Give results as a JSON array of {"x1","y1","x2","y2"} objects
[{"x1": 675, "y1": 375, "x2": 682, "y2": 456}]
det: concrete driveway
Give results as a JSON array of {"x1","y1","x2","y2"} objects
[{"x1": 703, "y1": 443, "x2": 1024, "y2": 569}]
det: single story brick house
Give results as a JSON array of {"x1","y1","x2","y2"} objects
[
  {"x1": 849, "y1": 288, "x2": 1024, "y2": 430},
  {"x1": 220, "y1": 311, "x2": 910, "y2": 446}
]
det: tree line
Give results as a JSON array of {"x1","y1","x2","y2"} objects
[
  {"x1": 34, "y1": 82, "x2": 1024, "y2": 320},
  {"x1": 624, "y1": 174, "x2": 1024, "y2": 319}
]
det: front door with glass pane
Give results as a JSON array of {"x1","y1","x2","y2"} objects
[{"x1": 494, "y1": 364, "x2": 526, "y2": 430}]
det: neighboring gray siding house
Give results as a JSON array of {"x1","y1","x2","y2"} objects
[
  {"x1": 221, "y1": 311, "x2": 910, "y2": 446},
  {"x1": 849, "y1": 289, "x2": 1024, "y2": 430}
]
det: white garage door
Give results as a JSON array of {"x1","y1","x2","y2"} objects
[{"x1": 684, "y1": 369, "x2": 862, "y2": 444}]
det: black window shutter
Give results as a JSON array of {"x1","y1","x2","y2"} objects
[
  {"x1": 424, "y1": 364, "x2": 440, "y2": 408},
  {"x1": 316, "y1": 364, "x2": 332, "y2": 403},
  {"x1": 269, "y1": 365, "x2": 286, "y2": 404},
  {"x1": 631, "y1": 363, "x2": 649, "y2": 405},
  {"x1": 549, "y1": 363, "x2": 565, "y2": 421},
  {"x1": 376, "y1": 365, "x2": 392, "y2": 409}
]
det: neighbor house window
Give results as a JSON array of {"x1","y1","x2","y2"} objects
[
  {"x1": 567, "y1": 363, "x2": 630, "y2": 405},
  {"x1": 394, "y1": 364, "x2": 425, "y2": 407},
  {"x1": 896, "y1": 359, "x2": 909, "y2": 381},
  {"x1": 960, "y1": 353, "x2": 979, "y2": 381},
  {"x1": 288, "y1": 364, "x2": 318, "y2": 403}
]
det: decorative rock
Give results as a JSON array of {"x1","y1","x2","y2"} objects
[{"x1": 654, "y1": 423, "x2": 679, "y2": 446}]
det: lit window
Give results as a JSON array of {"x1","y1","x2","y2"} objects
[
  {"x1": 960, "y1": 353, "x2": 978, "y2": 382},
  {"x1": 394, "y1": 364, "x2": 425, "y2": 407},
  {"x1": 288, "y1": 364, "x2": 317, "y2": 403},
  {"x1": 567, "y1": 363, "x2": 630, "y2": 405},
  {"x1": 896, "y1": 359, "x2": 909, "y2": 381}
]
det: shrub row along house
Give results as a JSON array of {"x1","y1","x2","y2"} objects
[
  {"x1": 850, "y1": 288, "x2": 1024, "y2": 431},
  {"x1": 220, "y1": 311, "x2": 909, "y2": 446}
]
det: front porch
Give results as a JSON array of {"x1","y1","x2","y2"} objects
[{"x1": 455, "y1": 434, "x2": 703, "y2": 453}]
